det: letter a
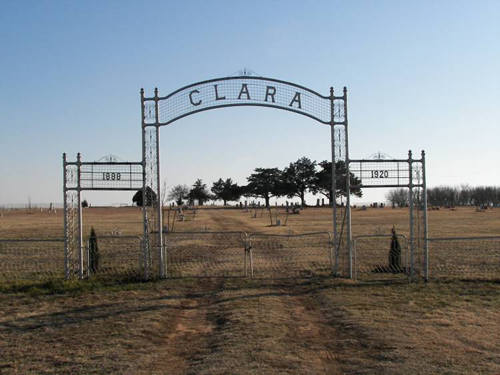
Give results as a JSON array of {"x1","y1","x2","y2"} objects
[
  {"x1": 264, "y1": 86, "x2": 276, "y2": 103},
  {"x1": 189, "y1": 89, "x2": 202, "y2": 106},
  {"x1": 289, "y1": 92, "x2": 301, "y2": 109},
  {"x1": 238, "y1": 84, "x2": 251, "y2": 100}
]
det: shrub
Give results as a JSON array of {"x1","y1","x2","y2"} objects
[
  {"x1": 389, "y1": 226, "x2": 401, "y2": 272},
  {"x1": 89, "y1": 227, "x2": 99, "y2": 274}
]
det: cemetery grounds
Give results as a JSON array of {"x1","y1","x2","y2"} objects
[{"x1": 0, "y1": 206, "x2": 499, "y2": 374}]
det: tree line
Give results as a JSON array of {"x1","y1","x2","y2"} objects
[
  {"x1": 164, "y1": 156, "x2": 362, "y2": 208},
  {"x1": 386, "y1": 185, "x2": 500, "y2": 207}
]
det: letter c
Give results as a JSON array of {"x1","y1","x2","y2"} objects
[{"x1": 189, "y1": 89, "x2": 202, "y2": 106}]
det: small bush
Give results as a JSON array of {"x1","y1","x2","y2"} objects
[
  {"x1": 389, "y1": 226, "x2": 402, "y2": 272},
  {"x1": 89, "y1": 227, "x2": 100, "y2": 274}
]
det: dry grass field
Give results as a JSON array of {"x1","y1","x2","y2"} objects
[
  {"x1": 2, "y1": 205, "x2": 500, "y2": 238},
  {"x1": 0, "y1": 206, "x2": 499, "y2": 374}
]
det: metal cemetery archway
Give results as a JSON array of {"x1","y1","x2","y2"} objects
[
  {"x1": 141, "y1": 76, "x2": 350, "y2": 278},
  {"x1": 62, "y1": 76, "x2": 429, "y2": 281}
]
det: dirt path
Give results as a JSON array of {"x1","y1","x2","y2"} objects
[
  {"x1": 206, "y1": 209, "x2": 259, "y2": 232},
  {"x1": 175, "y1": 278, "x2": 399, "y2": 374},
  {"x1": 2, "y1": 278, "x2": 499, "y2": 374}
]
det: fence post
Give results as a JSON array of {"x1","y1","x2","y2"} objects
[
  {"x1": 140, "y1": 236, "x2": 146, "y2": 280},
  {"x1": 249, "y1": 246, "x2": 254, "y2": 278},
  {"x1": 243, "y1": 233, "x2": 248, "y2": 277},
  {"x1": 140, "y1": 88, "x2": 150, "y2": 281},
  {"x1": 244, "y1": 233, "x2": 254, "y2": 278},
  {"x1": 154, "y1": 88, "x2": 165, "y2": 279},
  {"x1": 328, "y1": 232, "x2": 337, "y2": 275},
  {"x1": 86, "y1": 239, "x2": 90, "y2": 278},
  {"x1": 244, "y1": 248, "x2": 247, "y2": 277},
  {"x1": 352, "y1": 238, "x2": 356, "y2": 280},
  {"x1": 77, "y1": 153, "x2": 84, "y2": 280},
  {"x1": 422, "y1": 150, "x2": 429, "y2": 281},
  {"x1": 329, "y1": 88, "x2": 338, "y2": 278},
  {"x1": 63, "y1": 153, "x2": 69, "y2": 280},
  {"x1": 408, "y1": 150, "x2": 414, "y2": 281},
  {"x1": 343, "y1": 87, "x2": 353, "y2": 280}
]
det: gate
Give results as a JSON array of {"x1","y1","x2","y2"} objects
[
  {"x1": 163, "y1": 231, "x2": 333, "y2": 278},
  {"x1": 353, "y1": 234, "x2": 410, "y2": 281},
  {"x1": 165, "y1": 231, "x2": 245, "y2": 277},
  {"x1": 83, "y1": 235, "x2": 144, "y2": 279},
  {"x1": 247, "y1": 232, "x2": 333, "y2": 278}
]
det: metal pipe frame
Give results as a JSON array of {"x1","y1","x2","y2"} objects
[
  {"x1": 76, "y1": 152, "x2": 83, "y2": 279},
  {"x1": 408, "y1": 150, "x2": 414, "y2": 281},
  {"x1": 141, "y1": 88, "x2": 150, "y2": 280},
  {"x1": 422, "y1": 150, "x2": 429, "y2": 281},
  {"x1": 63, "y1": 153, "x2": 69, "y2": 279},
  {"x1": 343, "y1": 87, "x2": 353, "y2": 280},
  {"x1": 329, "y1": 88, "x2": 338, "y2": 275},
  {"x1": 154, "y1": 88, "x2": 165, "y2": 278}
]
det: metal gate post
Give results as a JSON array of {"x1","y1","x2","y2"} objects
[
  {"x1": 329, "y1": 88, "x2": 338, "y2": 275},
  {"x1": 77, "y1": 153, "x2": 84, "y2": 280},
  {"x1": 154, "y1": 88, "x2": 165, "y2": 278},
  {"x1": 140, "y1": 89, "x2": 150, "y2": 280},
  {"x1": 63, "y1": 153, "x2": 69, "y2": 280},
  {"x1": 343, "y1": 87, "x2": 353, "y2": 279},
  {"x1": 408, "y1": 150, "x2": 414, "y2": 281},
  {"x1": 422, "y1": 150, "x2": 429, "y2": 281}
]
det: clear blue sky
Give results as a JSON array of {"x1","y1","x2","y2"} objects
[{"x1": 1, "y1": 0, "x2": 499, "y2": 206}]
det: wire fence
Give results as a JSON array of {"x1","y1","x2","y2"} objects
[
  {"x1": 428, "y1": 236, "x2": 500, "y2": 280},
  {"x1": 0, "y1": 239, "x2": 64, "y2": 280},
  {"x1": 0, "y1": 236, "x2": 144, "y2": 281},
  {"x1": 1, "y1": 233, "x2": 499, "y2": 282}
]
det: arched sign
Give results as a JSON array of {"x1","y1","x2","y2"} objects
[{"x1": 142, "y1": 76, "x2": 337, "y2": 126}]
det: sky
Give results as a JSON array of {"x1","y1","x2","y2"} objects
[{"x1": 1, "y1": 0, "x2": 499, "y2": 206}]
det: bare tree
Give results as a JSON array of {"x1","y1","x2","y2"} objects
[
  {"x1": 167, "y1": 185, "x2": 189, "y2": 206},
  {"x1": 386, "y1": 188, "x2": 408, "y2": 208}
]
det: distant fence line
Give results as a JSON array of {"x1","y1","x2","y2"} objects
[{"x1": 0, "y1": 233, "x2": 499, "y2": 282}]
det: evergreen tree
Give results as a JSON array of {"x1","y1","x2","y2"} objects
[
  {"x1": 281, "y1": 157, "x2": 317, "y2": 207},
  {"x1": 211, "y1": 178, "x2": 241, "y2": 205},
  {"x1": 89, "y1": 227, "x2": 99, "y2": 274},
  {"x1": 311, "y1": 160, "x2": 362, "y2": 205},
  {"x1": 245, "y1": 168, "x2": 284, "y2": 208},
  {"x1": 389, "y1": 226, "x2": 401, "y2": 272},
  {"x1": 188, "y1": 179, "x2": 211, "y2": 206}
]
